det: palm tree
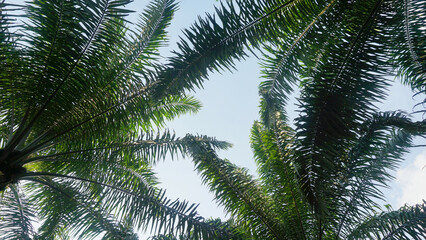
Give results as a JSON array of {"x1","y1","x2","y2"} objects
[
  {"x1": 2, "y1": 0, "x2": 425, "y2": 239},
  {"x1": 0, "y1": 0, "x2": 241, "y2": 238},
  {"x1": 163, "y1": 0, "x2": 426, "y2": 239}
]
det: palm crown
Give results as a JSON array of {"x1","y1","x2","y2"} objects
[{"x1": 0, "y1": 0, "x2": 237, "y2": 238}]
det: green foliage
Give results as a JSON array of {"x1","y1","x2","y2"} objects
[
  {"x1": 164, "y1": 0, "x2": 426, "y2": 239},
  {"x1": 347, "y1": 202, "x2": 426, "y2": 240},
  {"x1": 1, "y1": 0, "x2": 425, "y2": 238},
  {"x1": 0, "y1": 0, "x2": 237, "y2": 238},
  {"x1": 148, "y1": 218, "x2": 251, "y2": 240}
]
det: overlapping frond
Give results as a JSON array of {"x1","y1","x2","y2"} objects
[
  {"x1": 254, "y1": 0, "x2": 424, "y2": 223},
  {"x1": 26, "y1": 95, "x2": 202, "y2": 156},
  {"x1": 290, "y1": 0, "x2": 395, "y2": 219},
  {"x1": 250, "y1": 118, "x2": 312, "y2": 240},
  {"x1": 1, "y1": 0, "x2": 426, "y2": 238},
  {"x1": 2, "y1": 0, "x2": 132, "y2": 152},
  {"x1": 0, "y1": 186, "x2": 35, "y2": 240},
  {"x1": 148, "y1": 218, "x2": 250, "y2": 240},
  {"x1": 18, "y1": 132, "x2": 231, "y2": 239},
  {"x1": 13, "y1": 0, "x2": 180, "y2": 153},
  {"x1": 258, "y1": 0, "x2": 337, "y2": 126},
  {"x1": 333, "y1": 113, "x2": 419, "y2": 238},
  {"x1": 24, "y1": 130, "x2": 231, "y2": 178},
  {"x1": 197, "y1": 0, "x2": 425, "y2": 239},
  {"x1": 152, "y1": 0, "x2": 334, "y2": 98},
  {"x1": 26, "y1": 177, "x2": 136, "y2": 240},
  {"x1": 0, "y1": 2, "x2": 25, "y2": 147},
  {"x1": 389, "y1": 0, "x2": 426, "y2": 92},
  {"x1": 23, "y1": 172, "x2": 223, "y2": 239},
  {"x1": 347, "y1": 202, "x2": 426, "y2": 240},
  {"x1": 0, "y1": 0, "x2": 240, "y2": 238},
  {"x1": 186, "y1": 134, "x2": 289, "y2": 239}
]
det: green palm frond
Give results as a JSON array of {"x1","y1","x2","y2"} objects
[
  {"x1": 2, "y1": 130, "x2": 231, "y2": 239},
  {"x1": 27, "y1": 178, "x2": 136, "y2": 240},
  {"x1": 258, "y1": 0, "x2": 337, "y2": 126},
  {"x1": 250, "y1": 119, "x2": 312, "y2": 240},
  {"x1": 172, "y1": 0, "x2": 426, "y2": 239},
  {"x1": 25, "y1": 94, "x2": 202, "y2": 156},
  {"x1": 23, "y1": 174, "x2": 215, "y2": 239},
  {"x1": 0, "y1": 186, "x2": 35, "y2": 240},
  {"x1": 22, "y1": 133, "x2": 230, "y2": 238},
  {"x1": 153, "y1": 0, "x2": 335, "y2": 98},
  {"x1": 0, "y1": 0, "x2": 246, "y2": 238},
  {"x1": 0, "y1": 0, "x2": 178, "y2": 157},
  {"x1": 0, "y1": 2, "x2": 22, "y2": 52},
  {"x1": 23, "y1": 131, "x2": 230, "y2": 183},
  {"x1": 293, "y1": 0, "x2": 393, "y2": 215},
  {"x1": 16, "y1": 0, "x2": 178, "y2": 152},
  {"x1": 389, "y1": 0, "x2": 426, "y2": 92},
  {"x1": 148, "y1": 218, "x2": 250, "y2": 240},
  {"x1": 335, "y1": 131, "x2": 411, "y2": 237},
  {"x1": 2, "y1": 0, "x2": 426, "y2": 238},
  {"x1": 347, "y1": 202, "x2": 426, "y2": 240},
  {"x1": 4, "y1": 0, "x2": 131, "y2": 150},
  {"x1": 254, "y1": 0, "x2": 424, "y2": 220},
  {"x1": 186, "y1": 134, "x2": 288, "y2": 239},
  {"x1": 191, "y1": 110, "x2": 425, "y2": 239}
]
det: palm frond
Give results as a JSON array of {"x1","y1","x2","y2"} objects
[
  {"x1": 258, "y1": 0, "x2": 337, "y2": 126},
  {"x1": 389, "y1": 0, "x2": 426, "y2": 92},
  {"x1": 37, "y1": 0, "x2": 179, "y2": 141},
  {"x1": 293, "y1": 0, "x2": 393, "y2": 218},
  {"x1": 0, "y1": 185, "x2": 35, "y2": 240},
  {"x1": 153, "y1": 0, "x2": 334, "y2": 98},
  {"x1": 18, "y1": 94, "x2": 201, "y2": 164},
  {"x1": 23, "y1": 172, "x2": 227, "y2": 239},
  {"x1": 23, "y1": 130, "x2": 230, "y2": 179},
  {"x1": 148, "y1": 218, "x2": 250, "y2": 240},
  {"x1": 335, "y1": 128, "x2": 413, "y2": 237},
  {"x1": 25, "y1": 177, "x2": 136, "y2": 240},
  {"x1": 0, "y1": 2, "x2": 25, "y2": 148},
  {"x1": 2, "y1": 0, "x2": 177, "y2": 156},
  {"x1": 19, "y1": 132, "x2": 231, "y2": 238},
  {"x1": 347, "y1": 202, "x2": 426, "y2": 240},
  {"x1": 250, "y1": 119, "x2": 312, "y2": 240},
  {"x1": 19, "y1": 0, "x2": 176, "y2": 151},
  {"x1": 186, "y1": 134, "x2": 288, "y2": 239},
  {"x1": 4, "y1": 0, "x2": 132, "y2": 151}
]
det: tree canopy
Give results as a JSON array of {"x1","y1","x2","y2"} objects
[
  {"x1": 1, "y1": 0, "x2": 425, "y2": 239},
  {"x1": 0, "y1": 0, "x2": 237, "y2": 238},
  {"x1": 162, "y1": 0, "x2": 426, "y2": 239}
]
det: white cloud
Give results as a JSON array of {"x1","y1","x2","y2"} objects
[{"x1": 394, "y1": 151, "x2": 426, "y2": 207}]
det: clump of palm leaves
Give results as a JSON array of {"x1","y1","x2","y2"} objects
[
  {"x1": 163, "y1": 0, "x2": 426, "y2": 239},
  {"x1": 1, "y1": 0, "x2": 426, "y2": 239},
  {"x1": 0, "y1": 0, "x2": 240, "y2": 238}
]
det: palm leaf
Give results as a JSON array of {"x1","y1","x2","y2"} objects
[
  {"x1": 347, "y1": 202, "x2": 426, "y2": 240},
  {"x1": 25, "y1": 177, "x2": 136, "y2": 239},
  {"x1": 292, "y1": 0, "x2": 393, "y2": 219},
  {"x1": 153, "y1": 0, "x2": 335, "y2": 98},
  {"x1": 389, "y1": 0, "x2": 426, "y2": 92},
  {"x1": 19, "y1": 132, "x2": 231, "y2": 238},
  {"x1": 186, "y1": 134, "x2": 288, "y2": 239},
  {"x1": 250, "y1": 119, "x2": 312, "y2": 240},
  {"x1": 0, "y1": 0, "x2": 239, "y2": 238},
  {"x1": 0, "y1": 186, "x2": 35, "y2": 240},
  {"x1": 258, "y1": 0, "x2": 337, "y2": 127}
]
